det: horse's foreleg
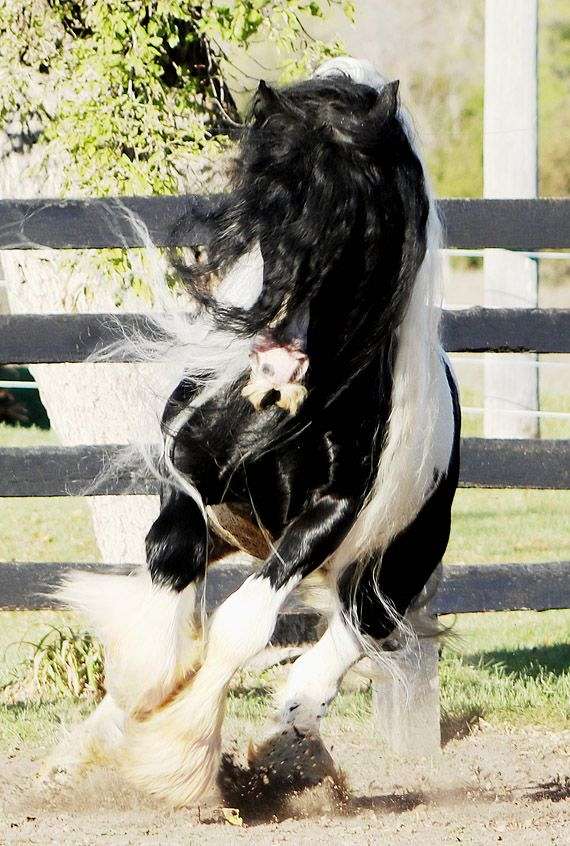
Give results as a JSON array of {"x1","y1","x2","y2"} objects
[
  {"x1": 120, "y1": 492, "x2": 358, "y2": 806},
  {"x1": 43, "y1": 693, "x2": 125, "y2": 783},
  {"x1": 249, "y1": 612, "x2": 361, "y2": 784}
]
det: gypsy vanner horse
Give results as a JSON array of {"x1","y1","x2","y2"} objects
[{"x1": 53, "y1": 58, "x2": 460, "y2": 806}]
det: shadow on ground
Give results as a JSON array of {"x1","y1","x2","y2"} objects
[{"x1": 467, "y1": 643, "x2": 570, "y2": 677}]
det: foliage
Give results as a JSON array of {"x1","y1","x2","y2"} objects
[
  {"x1": 1, "y1": 625, "x2": 104, "y2": 700},
  {"x1": 0, "y1": 1, "x2": 352, "y2": 197},
  {"x1": 424, "y1": 83, "x2": 483, "y2": 199},
  {"x1": 0, "y1": 1, "x2": 351, "y2": 304}
]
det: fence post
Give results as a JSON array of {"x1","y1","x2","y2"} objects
[
  {"x1": 373, "y1": 566, "x2": 441, "y2": 757},
  {"x1": 483, "y1": 0, "x2": 539, "y2": 439}
]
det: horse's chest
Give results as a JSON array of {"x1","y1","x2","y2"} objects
[{"x1": 243, "y1": 436, "x2": 335, "y2": 533}]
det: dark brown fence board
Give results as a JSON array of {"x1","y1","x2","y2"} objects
[
  {"x1": 1, "y1": 197, "x2": 569, "y2": 250},
  {"x1": 442, "y1": 307, "x2": 570, "y2": 354},
  {"x1": 432, "y1": 561, "x2": 570, "y2": 614},
  {"x1": 0, "y1": 313, "x2": 162, "y2": 365},
  {"x1": 1, "y1": 561, "x2": 567, "y2": 619},
  {"x1": 438, "y1": 198, "x2": 570, "y2": 250},
  {"x1": 1, "y1": 439, "x2": 569, "y2": 496},
  {"x1": 0, "y1": 559, "x2": 253, "y2": 610},
  {"x1": 0, "y1": 562, "x2": 131, "y2": 609},
  {"x1": 0, "y1": 444, "x2": 157, "y2": 497},
  {"x1": 0, "y1": 195, "x2": 226, "y2": 250},
  {"x1": 0, "y1": 560, "x2": 320, "y2": 643},
  {"x1": 459, "y1": 439, "x2": 570, "y2": 489},
  {"x1": 1, "y1": 308, "x2": 569, "y2": 365}
]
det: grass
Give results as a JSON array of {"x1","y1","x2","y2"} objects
[
  {"x1": 458, "y1": 386, "x2": 570, "y2": 440},
  {"x1": 0, "y1": 609, "x2": 88, "y2": 750},
  {"x1": 439, "y1": 610, "x2": 570, "y2": 732},
  {"x1": 2, "y1": 625, "x2": 104, "y2": 699},
  {"x1": 0, "y1": 422, "x2": 568, "y2": 752},
  {"x1": 444, "y1": 488, "x2": 570, "y2": 565},
  {"x1": 0, "y1": 423, "x2": 100, "y2": 564},
  {"x1": 0, "y1": 610, "x2": 567, "y2": 753}
]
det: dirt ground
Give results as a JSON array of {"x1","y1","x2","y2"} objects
[{"x1": 1, "y1": 721, "x2": 568, "y2": 846}]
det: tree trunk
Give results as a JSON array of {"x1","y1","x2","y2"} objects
[{"x1": 0, "y1": 136, "x2": 160, "y2": 566}]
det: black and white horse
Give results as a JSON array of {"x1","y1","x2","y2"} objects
[{"x1": 55, "y1": 58, "x2": 460, "y2": 806}]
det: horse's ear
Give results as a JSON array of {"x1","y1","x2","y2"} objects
[
  {"x1": 252, "y1": 79, "x2": 283, "y2": 122},
  {"x1": 369, "y1": 80, "x2": 400, "y2": 124}
]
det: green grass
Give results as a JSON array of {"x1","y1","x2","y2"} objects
[
  {"x1": 0, "y1": 424, "x2": 59, "y2": 448},
  {"x1": 0, "y1": 610, "x2": 77, "y2": 687},
  {"x1": 444, "y1": 488, "x2": 570, "y2": 565},
  {"x1": 0, "y1": 496, "x2": 101, "y2": 563},
  {"x1": 1, "y1": 610, "x2": 567, "y2": 752},
  {"x1": 0, "y1": 423, "x2": 100, "y2": 564},
  {"x1": 440, "y1": 610, "x2": 570, "y2": 732},
  {"x1": 0, "y1": 609, "x2": 87, "y2": 750}
]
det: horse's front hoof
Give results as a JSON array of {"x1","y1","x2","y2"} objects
[{"x1": 248, "y1": 725, "x2": 339, "y2": 789}]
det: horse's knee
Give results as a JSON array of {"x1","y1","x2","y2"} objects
[{"x1": 146, "y1": 488, "x2": 208, "y2": 591}]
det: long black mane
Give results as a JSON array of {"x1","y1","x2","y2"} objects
[{"x1": 174, "y1": 75, "x2": 430, "y2": 392}]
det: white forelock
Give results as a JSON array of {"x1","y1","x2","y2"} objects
[{"x1": 314, "y1": 57, "x2": 388, "y2": 91}]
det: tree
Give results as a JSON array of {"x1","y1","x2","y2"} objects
[{"x1": 0, "y1": 0, "x2": 351, "y2": 563}]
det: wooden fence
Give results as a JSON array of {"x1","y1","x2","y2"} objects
[{"x1": 0, "y1": 195, "x2": 569, "y2": 754}]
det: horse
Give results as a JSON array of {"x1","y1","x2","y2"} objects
[{"x1": 53, "y1": 57, "x2": 460, "y2": 807}]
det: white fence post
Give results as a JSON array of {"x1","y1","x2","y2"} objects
[
  {"x1": 373, "y1": 566, "x2": 442, "y2": 757},
  {"x1": 484, "y1": 0, "x2": 539, "y2": 438},
  {"x1": 373, "y1": 637, "x2": 441, "y2": 757}
]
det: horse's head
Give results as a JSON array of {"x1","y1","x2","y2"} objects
[{"x1": 176, "y1": 60, "x2": 432, "y2": 392}]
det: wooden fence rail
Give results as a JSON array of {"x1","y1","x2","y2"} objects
[
  {"x1": 1, "y1": 308, "x2": 569, "y2": 365},
  {"x1": 1, "y1": 197, "x2": 569, "y2": 250},
  {"x1": 2, "y1": 560, "x2": 569, "y2": 618},
  {"x1": 1, "y1": 438, "x2": 569, "y2": 496}
]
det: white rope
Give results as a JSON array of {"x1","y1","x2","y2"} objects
[
  {"x1": 462, "y1": 405, "x2": 570, "y2": 420},
  {"x1": 449, "y1": 355, "x2": 570, "y2": 369},
  {"x1": 443, "y1": 248, "x2": 570, "y2": 260}
]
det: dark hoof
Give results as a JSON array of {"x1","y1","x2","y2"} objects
[
  {"x1": 249, "y1": 727, "x2": 338, "y2": 789},
  {"x1": 218, "y1": 730, "x2": 348, "y2": 823}
]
